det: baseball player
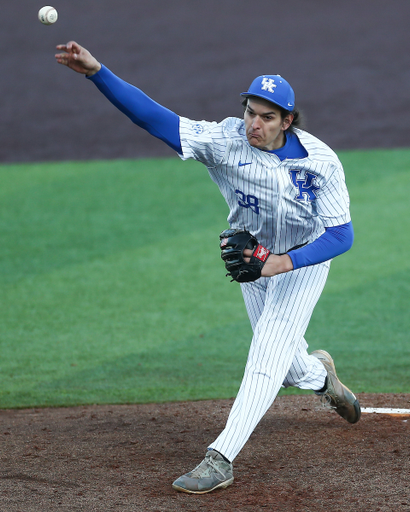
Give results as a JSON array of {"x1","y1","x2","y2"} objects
[{"x1": 55, "y1": 41, "x2": 361, "y2": 495}]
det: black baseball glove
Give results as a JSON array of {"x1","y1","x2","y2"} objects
[{"x1": 219, "y1": 228, "x2": 271, "y2": 283}]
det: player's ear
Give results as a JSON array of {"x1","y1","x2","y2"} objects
[{"x1": 281, "y1": 113, "x2": 294, "y2": 131}]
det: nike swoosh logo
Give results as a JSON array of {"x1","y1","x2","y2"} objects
[{"x1": 238, "y1": 161, "x2": 252, "y2": 167}]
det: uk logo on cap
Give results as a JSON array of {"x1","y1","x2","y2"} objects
[
  {"x1": 261, "y1": 77, "x2": 277, "y2": 93},
  {"x1": 241, "y1": 74, "x2": 295, "y2": 111}
]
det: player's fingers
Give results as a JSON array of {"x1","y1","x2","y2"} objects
[
  {"x1": 55, "y1": 57, "x2": 68, "y2": 67},
  {"x1": 54, "y1": 53, "x2": 76, "y2": 66},
  {"x1": 243, "y1": 248, "x2": 252, "y2": 264},
  {"x1": 68, "y1": 41, "x2": 82, "y2": 54},
  {"x1": 55, "y1": 41, "x2": 80, "y2": 53}
]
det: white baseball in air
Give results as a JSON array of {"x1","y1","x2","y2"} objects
[{"x1": 38, "y1": 6, "x2": 58, "y2": 25}]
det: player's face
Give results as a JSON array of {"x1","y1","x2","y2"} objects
[{"x1": 244, "y1": 98, "x2": 293, "y2": 151}]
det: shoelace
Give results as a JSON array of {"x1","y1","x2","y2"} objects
[
  {"x1": 319, "y1": 393, "x2": 336, "y2": 410},
  {"x1": 191, "y1": 456, "x2": 226, "y2": 479}
]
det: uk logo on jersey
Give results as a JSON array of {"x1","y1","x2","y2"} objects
[{"x1": 289, "y1": 170, "x2": 320, "y2": 201}]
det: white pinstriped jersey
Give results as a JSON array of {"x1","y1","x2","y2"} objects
[{"x1": 179, "y1": 116, "x2": 350, "y2": 254}]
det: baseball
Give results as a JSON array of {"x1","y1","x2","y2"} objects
[{"x1": 38, "y1": 6, "x2": 58, "y2": 25}]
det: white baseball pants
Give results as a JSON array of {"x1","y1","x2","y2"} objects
[{"x1": 209, "y1": 261, "x2": 330, "y2": 462}]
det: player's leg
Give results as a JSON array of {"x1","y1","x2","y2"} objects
[
  {"x1": 172, "y1": 279, "x2": 269, "y2": 495},
  {"x1": 281, "y1": 337, "x2": 327, "y2": 390},
  {"x1": 282, "y1": 331, "x2": 361, "y2": 423},
  {"x1": 208, "y1": 262, "x2": 330, "y2": 462},
  {"x1": 239, "y1": 274, "x2": 269, "y2": 331}
]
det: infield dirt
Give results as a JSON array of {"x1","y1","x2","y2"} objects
[{"x1": 1, "y1": 393, "x2": 410, "y2": 511}]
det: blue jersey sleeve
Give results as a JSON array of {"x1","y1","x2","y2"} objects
[
  {"x1": 87, "y1": 65, "x2": 182, "y2": 154},
  {"x1": 288, "y1": 221, "x2": 354, "y2": 270}
]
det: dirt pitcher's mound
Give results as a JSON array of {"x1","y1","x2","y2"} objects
[{"x1": 0, "y1": 393, "x2": 409, "y2": 511}]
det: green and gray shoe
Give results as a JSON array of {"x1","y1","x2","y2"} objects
[
  {"x1": 312, "y1": 349, "x2": 361, "y2": 424},
  {"x1": 172, "y1": 450, "x2": 234, "y2": 494}
]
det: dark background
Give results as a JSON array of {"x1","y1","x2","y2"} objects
[{"x1": 2, "y1": 0, "x2": 410, "y2": 163}]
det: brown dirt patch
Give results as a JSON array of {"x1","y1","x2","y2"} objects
[{"x1": 1, "y1": 393, "x2": 409, "y2": 511}]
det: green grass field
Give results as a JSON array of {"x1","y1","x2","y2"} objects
[{"x1": 1, "y1": 149, "x2": 409, "y2": 408}]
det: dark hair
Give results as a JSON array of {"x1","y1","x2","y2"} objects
[
  {"x1": 279, "y1": 105, "x2": 304, "y2": 133},
  {"x1": 242, "y1": 96, "x2": 305, "y2": 133}
]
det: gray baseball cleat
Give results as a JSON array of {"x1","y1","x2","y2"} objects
[
  {"x1": 312, "y1": 349, "x2": 361, "y2": 424},
  {"x1": 172, "y1": 449, "x2": 234, "y2": 494}
]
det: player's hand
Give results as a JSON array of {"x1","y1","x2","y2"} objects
[
  {"x1": 55, "y1": 41, "x2": 102, "y2": 76},
  {"x1": 243, "y1": 249, "x2": 293, "y2": 276}
]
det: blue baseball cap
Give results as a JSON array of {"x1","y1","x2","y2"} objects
[{"x1": 241, "y1": 75, "x2": 295, "y2": 111}]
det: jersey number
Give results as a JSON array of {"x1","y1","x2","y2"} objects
[{"x1": 235, "y1": 189, "x2": 260, "y2": 215}]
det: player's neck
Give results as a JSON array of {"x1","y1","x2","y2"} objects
[{"x1": 262, "y1": 131, "x2": 287, "y2": 152}]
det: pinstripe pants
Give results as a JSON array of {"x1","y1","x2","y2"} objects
[{"x1": 209, "y1": 261, "x2": 330, "y2": 462}]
